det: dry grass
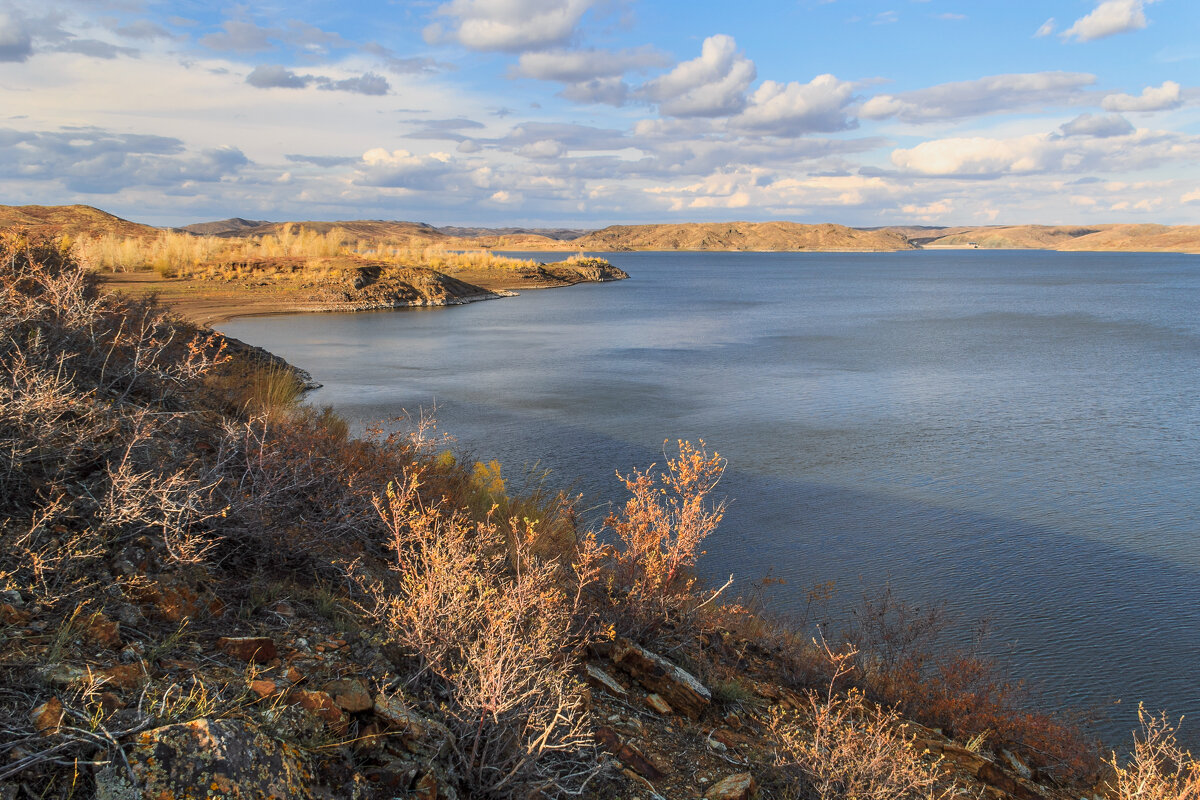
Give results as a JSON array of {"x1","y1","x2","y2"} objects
[
  {"x1": 74, "y1": 224, "x2": 349, "y2": 276},
  {"x1": 1104, "y1": 705, "x2": 1200, "y2": 800},
  {"x1": 371, "y1": 244, "x2": 539, "y2": 271}
]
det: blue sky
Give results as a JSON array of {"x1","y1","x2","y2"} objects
[{"x1": 1, "y1": 0, "x2": 1197, "y2": 227}]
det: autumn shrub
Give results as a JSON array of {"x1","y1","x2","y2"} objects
[
  {"x1": 1104, "y1": 705, "x2": 1200, "y2": 800},
  {"x1": 591, "y1": 439, "x2": 727, "y2": 641},
  {"x1": 767, "y1": 650, "x2": 954, "y2": 800},
  {"x1": 363, "y1": 470, "x2": 597, "y2": 798},
  {"x1": 841, "y1": 586, "x2": 1098, "y2": 780}
]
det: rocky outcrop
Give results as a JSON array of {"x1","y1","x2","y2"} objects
[
  {"x1": 100, "y1": 718, "x2": 311, "y2": 800},
  {"x1": 609, "y1": 637, "x2": 711, "y2": 720}
]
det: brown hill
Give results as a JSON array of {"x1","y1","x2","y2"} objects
[
  {"x1": 236, "y1": 219, "x2": 447, "y2": 243},
  {"x1": 0, "y1": 204, "x2": 158, "y2": 239},
  {"x1": 572, "y1": 222, "x2": 914, "y2": 251},
  {"x1": 1055, "y1": 223, "x2": 1200, "y2": 252},
  {"x1": 918, "y1": 224, "x2": 1200, "y2": 252}
]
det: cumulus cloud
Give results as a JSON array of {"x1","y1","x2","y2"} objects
[
  {"x1": 0, "y1": 126, "x2": 247, "y2": 193},
  {"x1": 640, "y1": 35, "x2": 756, "y2": 118},
  {"x1": 0, "y1": 13, "x2": 33, "y2": 61},
  {"x1": 245, "y1": 65, "x2": 390, "y2": 95},
  {"x1": 1034, "y1": 18, "x2": 1056, "y2": 37},
  {"x1": 517, "y1": 139, "x2": 566, "y2": 159},
  {"x1": 1061, "y1": 0, "x2": 1153, "y2": 43},
  {"x1": 356, "y1": 148, "x2": 456, "y2": 189},
  {"x1": 246, "y1": 64, "x2": 310, "y2": 89},
  {"x1": 732, "y1": 74, "x2": 858, "y2": 135},
  {"x1": 425, "y1": 0, "x2": 599, "y2": 52},
  {"x1": 860, "y1": 71, "x2": 1096, "y2": 123},
  {"x1": 1101, "y1": 80, "x2": 1182, "y2": 112},
  {"x1": 1058, "y1": 113, "x2": 1135, "y2": 137},
  {"x1": 890, "y1": 127, "x2": 1199, "y2": 177},
  {"x1": 559, "y1": 77, "x2": 630, "y2": 106},
  {"x1": 512, "y1": 46, "x2": 667, "y2": 82}
]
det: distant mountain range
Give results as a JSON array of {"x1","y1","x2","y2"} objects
[{"x1": 3, "y1": 204, "x2": 1199, "y2": 253}]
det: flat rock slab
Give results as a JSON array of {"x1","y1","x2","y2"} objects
[{"x1": 610, "y1": 637, "x2": 711, "y2": 720}]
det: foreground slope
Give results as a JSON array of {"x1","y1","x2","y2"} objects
[{"x1": 4, "y1": 234, "x2": 1193, "y2": 800}]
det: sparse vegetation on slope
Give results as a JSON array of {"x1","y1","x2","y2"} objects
[{"x1": 2, "y1": 233, "x2": 1189, "y2": 800}]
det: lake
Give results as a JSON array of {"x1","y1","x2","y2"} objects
[{"x1": 219, "y1": 250, "x2": 1200, "y2": 746}]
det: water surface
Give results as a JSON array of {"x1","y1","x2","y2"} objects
[{"x1": 221, "y1": 251, "x2": 1200, "y2": 745}]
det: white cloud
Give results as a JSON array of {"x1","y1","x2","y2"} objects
[
  {"x1": 559, "y1": 77, "x2": 630, "y2": 106},
  {"x1": 425, "y1": 0, "x2": 599, "y2": 52},
  {"x1": 357, "y1": 148, "x2": 455, "y2": 189},
  {"x1": 517, "y1": 138, "x2": 565, "y2": 159},
  {"x1": 1182, "y1": 189, "x2": 1200, "y2": 203},
  {"x1": 732, "y1": 74, "x2": 858, "y2": 135},
  {"x1": 860, "y1": 72, "x2": 1095, "y2": 122},
  {"x1": 640, "y1": 35, "x2": 756, "y2": 118},
  {"x1": 1061, "y1": 0, "x2": 1153, "y2": 43},
  {"x1": 512, "y1": 46, "x2": 667, "y2": 82},
  {"x1": 1101, "y1": 80, "x2": 1182, "y2": 112},
  {"x1": 1034, "y1": 18, "x2": 1056, "y2": 37},
  {"x1": 245, "y1": 65, "x2": 390, "y2": 95},
  {"x1": 1058, "y1": 113, "x2": 1134, "y2": 137},
  {"x1": 891, "y1": 127, "x2": 1200, "y2": 177},
  {"x1": 0, "y1": 13, "x2": 33, "y2": 61}
]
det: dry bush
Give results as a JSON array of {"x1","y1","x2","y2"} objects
[
  {"x1": 363, "y1": 470, "x2": 597, "y2": 798},
  {"x1": 1, "y1": 234, "x2": 231, "y2": 605},
  {"x1": 593, "y1": 439, "x2": 727, "y2": 640},
  {"x1": 768, "y1": 650, "x2": 954, "y2": 800},
  {"x1": 1104, "y1": 705, "x2": 1200, "y2": 800},
  {"x1": 840, "y1": 586, "x2": 1097, "y2": 780}
]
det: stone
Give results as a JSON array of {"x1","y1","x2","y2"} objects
[
  {"x1": 705, "y1": 772, "x2": 757, "y2": 800},
  {"x1": 0, "y1": 603, "x2": 31, "y2": 626},
  {"x1": 249, "y1": 680, "x2": 278, "y2": 699},
  {"x1": 413, "y1": 771, "x2": 438, "y2": 800},
  {"x1": 95, "y1": 663, "x2": 144, "y2": 690},
  {"x1": 594, "y1": 726, "x2": 664, "y2": 781},
  {"x1": 644, "y1": 693, "x2": 672, "y2": 715},
  {"x1": 30, "y1": 697, "x2": 64, "y2": 735},
  {"x1": 373, "y1": 693, "x2": 452, "y2": 755},
  {"x1": 218, "y1": 636, "x2": 277, "y2": 663},
  {"x1": 609, "y1": 638, "x2": 711, "y2": 720},
  {"x1": 976, "y1": 761, "x2": 1047, "y2": 800},
  {"x1": 585, "y1": 663, "x2": 628, "y2": 697},
  {"x1": 322, "y1": 679, "x2": 372, "y2": 713},
  {"x1": 292, "y1": 690, "x2": 346, "y2": 732},
  {"x1": 113, "y1": 718, "x2": 312, "y2": 800},
  {"x1": 84, "y1": 612, "x2": 121, "y2": 649}
]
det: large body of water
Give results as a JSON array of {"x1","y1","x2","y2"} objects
[{"x1": 220, "y1": 250, "x2": 1200, "y2": 745}]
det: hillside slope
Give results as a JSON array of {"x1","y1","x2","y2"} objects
[
  {"x1": 573, "y1": 222, "x2": 915, "y2": 251},
  {"x1": 0, "y1": 204, "x2": 158, "y2": 238}
]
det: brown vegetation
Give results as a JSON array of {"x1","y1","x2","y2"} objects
[{"x1": 574, "y1": 221, "x2": 915, "y2": 251}]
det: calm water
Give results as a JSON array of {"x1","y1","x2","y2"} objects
[{"x1": 221, "y1": 251, "x2": 1200, "y2": 745}]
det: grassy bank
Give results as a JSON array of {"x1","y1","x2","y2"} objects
[{"x1": 1, "y1": 233, "x2": 1196, "y2": 799}]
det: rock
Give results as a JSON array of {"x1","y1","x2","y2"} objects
[
  {"x1": 249, "y1": 680, "x2": 278, "y2": 699},
  {"x1": 1001, "y1": 749, "x2": 1033, "y2": 780},
  {"x1": 644, "y1": 693, "x2": 673, "y2": 715},
  {"x1": 585, "y1": 663, "x2": 628, "y2": 697},
  {"x1": 413, "y1": 771, "x2": 438, "y2": 800},
  {"x1": 609, "y1": 638, "x2": 711, "y2": 720},
  {"x1": 323, "y1": 679, "x2": 372, "y2": 713},
  {"x1": 292, "y1": 690, "x2": 346, "y2": 732},
  {"x1": 217, "y1": 636, "x2": 277, "y2": 663},
  {"x1": 95, "y1": 663, "x2": 144, "y2": 690},
  {"x1": 594, "y1": 726, "x2": 663, "y2": 781},
  {"x1": 977, "y1": 762, "x2": 1047, "y2": 800},
  {"x1": 112, "y1": 718, "x2": 312, "y2": 799},
  {"x1": 30, "y1": 697, "x2": 64, "y2": 735},
  {"x1": 705, "y1": 772, "x2": 757, "y2": 800},
  {"x1": 269, "y1": 600, "x2": 296, "y2": 617},
  {"x1": 84, "y1": 612, "x2": 121, "y2": 649},
  {"x1": 373, "y1": 693, "x2": 451, "y2": 754},
  {"x1": 0, "y1": 603, "x2": 31, "y2": 626}
]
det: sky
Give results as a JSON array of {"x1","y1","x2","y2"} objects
[{"x1": 1, "y1": 0, "x2": 1198, "y2": 227}]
